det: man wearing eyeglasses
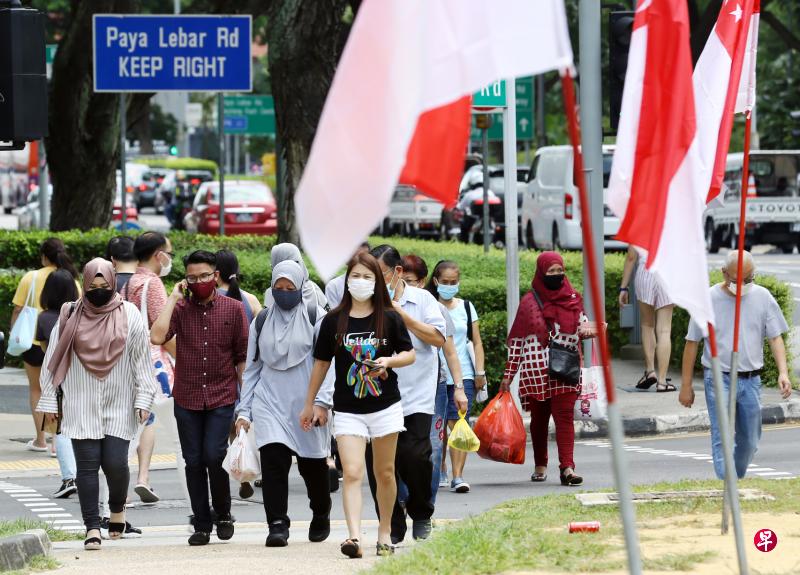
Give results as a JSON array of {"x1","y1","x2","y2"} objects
[
  {"x1": 680, "y1": 249, "x2": 792, "y2": 480},
  {"x1": 152, "y1": 250, "x2": 249, "y2": 547}
]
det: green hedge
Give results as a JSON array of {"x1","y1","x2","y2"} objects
[{"x1": 0, "y1": 231, "x2": 792, "y2": 388}]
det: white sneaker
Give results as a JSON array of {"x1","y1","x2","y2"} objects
[{"x1": 438, "y1": 472, "x2": 449, "y2": 488}]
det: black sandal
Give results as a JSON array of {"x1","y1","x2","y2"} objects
[
  {"x1": 560, "y1": 468, "x2": 583, "y2": 486},
  {"x1": 635, "y1": 371, "x2": 658, "y2": 391},
  {"x1": 341, "y1": 538, "x2": 362, "y2": 559},
  {"x1": 376, "y1": 542, "x2": 395, "y2": 556},
  {"x1": 657, "y1": 379, "x2": 677, "y2": 393},
  {"x1": 84, "y1": 535, "x2": 102, "y2": 550},
  {"x1": 107, "y1": 519, "x2": 125, "y2": 540},
  {"x1": 531, "y1": 470, "x2": 547, "y2": 482}
]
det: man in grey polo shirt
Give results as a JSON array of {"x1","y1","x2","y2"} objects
[
  {"x1": 680, "y1": 250, "x2": 792, "y2": 479},
  {"x1": 367, "y1": 245, "x2": 446, "y2": 544}
]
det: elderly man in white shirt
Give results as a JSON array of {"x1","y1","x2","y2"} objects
[{"x1": 363, "y1": 245, "x2": 446, "y2": 545}]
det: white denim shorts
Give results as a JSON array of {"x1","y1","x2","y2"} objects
[{"x1": 333, "y1": 401, "x2": 406, "y2": 440}]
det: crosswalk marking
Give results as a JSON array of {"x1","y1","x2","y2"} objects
[{"x1": 0, "y1": 480, "x2": 80, "y2": 530}]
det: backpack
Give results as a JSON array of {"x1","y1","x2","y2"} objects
[{"x1": 252, "y1": 301, "x2": 318, "y2": 363}]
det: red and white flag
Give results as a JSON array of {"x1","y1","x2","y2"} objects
[
  {"x1": 608, "y1": 0, "x2": 714, "y2": 332},
  {"x1": 695, "y1": 0, "x2": 760, "y2": 204},
  {"x1": 296, "y1": 0, "x2": 574, "y2": 279}
]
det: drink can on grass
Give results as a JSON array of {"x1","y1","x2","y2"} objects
[{"x1": 568, "y1": 521, "x2": 600, "y2": 533}]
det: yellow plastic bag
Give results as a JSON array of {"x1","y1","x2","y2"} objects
[{"x1": 447, "y1": 412, "x2": 480, "y2": 452}]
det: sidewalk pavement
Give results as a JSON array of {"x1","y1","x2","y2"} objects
[{"x1": 1, "y1": 359, "x2": 798, "y2": 475}]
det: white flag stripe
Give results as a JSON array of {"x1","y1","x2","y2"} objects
[
  {"x1": 296, "y1": 0, "x2": 574, "y2": 279},
  {"x1": 735, "y1": 13, "x2": 759, "y2": 113}
]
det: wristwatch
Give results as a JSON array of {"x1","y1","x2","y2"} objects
[
  {"x1": 619, "y1": 287, "x2": 629, "y2": 292},
  {"x1": 455, "y1": 382, "x2": 465, "y2": 390}
]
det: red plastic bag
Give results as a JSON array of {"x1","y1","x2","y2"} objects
[{"x1": 473, "y1": 391, "x2": 526, "y2": 465}]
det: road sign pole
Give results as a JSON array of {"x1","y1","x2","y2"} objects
[
  {"x1": 482, "y1": 127, "x2": 490, "y2": 253},
  {"x1": 120, "y1": 94, "x2": 127, "y2": 232},
  {"x1": 503, "y1": 78, "x2": 519, "y2": 331},
  {"x1": 537, "y1": 75, "x2": 546, "y2": 148},
  {"x1": 39, "y1": 140, "x2": 49, "y2": 230},
  {"x1": 218, "y1": 93, "x2": 226, "y2": 236}
]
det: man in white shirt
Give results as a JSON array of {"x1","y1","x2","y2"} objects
[
  {"x1": 366, "y1": 245, "x2": 446, "y2": 544},
  {"x1": 680, "y1": 250, "x2": 792, "y2": 479}
]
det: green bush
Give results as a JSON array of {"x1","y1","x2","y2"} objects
[{"x1": 1, "y1": 231, "x2": 792, "y2": 389}]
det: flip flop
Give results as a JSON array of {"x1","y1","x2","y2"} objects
[
  {"x1": 26, "y1": 440, "x2": 48, "y2": 452},
  {"x1": 134, "y1": 484, "x2": 160, "y2": 503},
  {"x1": 635, "y1": 371, "x2": 658, "y2": 391}
]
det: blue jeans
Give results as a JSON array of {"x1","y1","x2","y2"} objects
[
  {"x1": 55, "y1": 433, "x2": 76, "y2": 481},
  {"x1": 174, "y1": 402, "x2": 235, "y2": 532},
  {"x1": 703, "y1": 369, "x2": 762, "y2": 479},
  {"x1": 429, "y1": 379, "x2": 449, "y2": 504},
  {"x1": 446, "y1": 379, "x2": 476, "y2": 421}
]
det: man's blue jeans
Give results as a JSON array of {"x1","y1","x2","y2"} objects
[{"x1": 703, "y1": 369, "x2": 762, "y2": 479}]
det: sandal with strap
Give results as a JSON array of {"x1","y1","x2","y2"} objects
[
  {"x1": 341, "y1": 538, "x2": 362, "y2": 559},
  {"x1": 84, "y1": 532, "x2": 102, "y2": 551},
  {"x1": 560, "y1": 468, "x2": 584, "y2": 486},
  {"x1": 657, "y1": 379, "x2": 677, "y2": 393},
  {"x1": 635, "y1": 371, "x2": 658, "y2": 391},
  {"x1": 376, "y1": 542, "x2": 395, "y2": 557}
]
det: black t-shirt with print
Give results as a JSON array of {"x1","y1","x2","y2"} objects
[{"x1": 314, "y1": 310, "x2": 413, "y2": 415}]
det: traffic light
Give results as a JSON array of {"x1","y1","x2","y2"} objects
[
  {"x1": 609, "y1": 11, "x2": 635, "y2": 133},
  {"x1": 169, "y1": 145, "x2": 179, "y2": 156},
  {"x1": 0, "y1": 3, "x2": 47, "y2": 147}
]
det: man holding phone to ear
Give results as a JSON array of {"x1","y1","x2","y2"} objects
[{"x1": 151, "y1": 250, "x2": 249, "y2": 547}]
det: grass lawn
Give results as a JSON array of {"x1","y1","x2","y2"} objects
[
  {"x1": 0, "y1": 555, "x2": 60, "y2": 575},
  {"x1": 365, "y1": 477, "x2": 800, "y2": 575},
  {"x1": 0, "y1": 518, "x2": 82, "y2": 542}
]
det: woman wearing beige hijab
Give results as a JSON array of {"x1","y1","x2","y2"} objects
[{"x1": 38, "y1": 258, "x2": 157, "y2": 551}]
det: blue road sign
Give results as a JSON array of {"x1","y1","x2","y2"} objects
[
  {"x1": 224, "y1": 116, "x2": 247, "y2": 131},
  {"x1": 93, "y1": 15, "x2": 252, "y2": 92}
]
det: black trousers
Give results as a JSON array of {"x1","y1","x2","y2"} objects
[
  {"x1": 259, "y1": 443, "x2": 331, "y2": 526},
  {"x1": 174, "y1": 403, "x2": 234, "y2": 533},
  {"x1": 366, "y1": 412, "x2": 434, "y2": 536},
  {"x1": 72, "y1": 436, "x2": 130, "y2": 531}
]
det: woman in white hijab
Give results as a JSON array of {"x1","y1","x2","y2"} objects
[
  {"x1": 263, "y1": 243, "x2": 327, "y2": 311},
  {"x1": 237, "y1": 260, "x2": 333, "y2": 548}
]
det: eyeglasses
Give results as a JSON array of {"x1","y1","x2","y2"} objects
[{"x1": 185, "y1": 272, "x2": 215, "y2": 284}]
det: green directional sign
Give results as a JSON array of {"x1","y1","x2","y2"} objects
[
  {"x1": 223, "y1": 95, "x2": 275, "y2": 135},
  {"x1": 472, "y1": 80, "x2": 507, "y2": 108},
  {"x1": 471, "y1": 77, "x2": 535, "y2": 142},
  {"x1": 46, "y1": 44, "x2": 57, "y2": 64}
]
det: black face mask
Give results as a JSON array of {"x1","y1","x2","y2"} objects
[
  {"x1": 273, "y1": 288, "x2": 303, "y2": 311},
  {"x1": 85, "y1": 288, "x2": 114, "y2": 307},
  {"x1": 543, "y1": 274, "x2": 565, "y2": 290}
]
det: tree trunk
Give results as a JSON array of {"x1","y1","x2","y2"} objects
[
  {"x1": 130, "y1": 96, "x2": 154, "y2": 155},
  {"x1": 47, "y1": 0, "x2": 140, "y2": 231},
  {"x1": 265, "y1": 0, "x2": 353, "y2": 246}
]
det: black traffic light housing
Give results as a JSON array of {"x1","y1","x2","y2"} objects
[
  {"x1": 0, "y1": 1, "x2": 48, "y2": 149},
  {"x1": 609, "y1": 10, "x2": 635, "y2": 133}
]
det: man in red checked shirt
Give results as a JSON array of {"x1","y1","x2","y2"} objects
[{"x1": 151, "y1": 250, "x2": 249, "y2": 547}]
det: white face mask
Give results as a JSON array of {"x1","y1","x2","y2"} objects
[
  {"x1": 158, "y1": 252, "x2": 173, "y2": 278},
  {"x1": 348, "y1": 278, "x2": 375, "y2": 302},
  {"x1": 729, "y1": 281, "x2": 752, "y2": 297}
]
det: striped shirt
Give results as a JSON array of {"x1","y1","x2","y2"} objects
[{"x1": 37, "y1": 302, "x2": 158, "y2": 440}]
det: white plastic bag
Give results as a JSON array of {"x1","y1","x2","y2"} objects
[
  {"x1": 575, "y1": 344, "x2": 608, "y2": 421},
  {"x1": 8, "y1": 275, "x2": 38, "y2": 356},
  {"x1": 222, "y1": 428, "x2": 260, "y2": 483}
]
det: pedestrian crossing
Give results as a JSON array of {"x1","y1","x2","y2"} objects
[
  {"x1": 0, "y1": 480, "x2": 82, "y2": 532},
  {"x1": 577, "y1": 440, "x2": 796, "y2": 479}
]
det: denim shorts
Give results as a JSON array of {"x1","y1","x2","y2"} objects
[{"x1": 446, "y1": 378, "x2": 475, "y2": 421}]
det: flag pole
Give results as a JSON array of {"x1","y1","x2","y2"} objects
[
  {"x1": 561, "y1": 71, "x2": 642, "y2": 575},
  {"x1": 708, "y1": 323, "x2": 750, "y2": 574},
  {"x1": 723, "y1": 111, "x2": 753, "y2": 534}
]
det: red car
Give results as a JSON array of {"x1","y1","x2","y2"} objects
[
  {"x1": 187, "y1": 181, "x2": 277, "y2": 236},
  {"x1": 111, "y1": 193, "x2": 140, "y2": 230}
]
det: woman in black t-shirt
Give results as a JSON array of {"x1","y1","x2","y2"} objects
[{"x1": 302, "y1": 253, "x2": 415, "y2": 559}]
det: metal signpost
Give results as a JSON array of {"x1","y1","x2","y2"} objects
[
  {"x1": 473, "y1": 81, "x2": 507, "y2": 254},
  {"x1": 92, "y1": 14, "x2": 252, "y2": 235}
]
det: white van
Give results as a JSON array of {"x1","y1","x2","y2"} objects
[{"x1": 520, "y1": 145, "x2": 624, "y2": 250}]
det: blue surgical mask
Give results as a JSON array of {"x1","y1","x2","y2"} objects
[
  {"x1": 437, "y1": 283, "x2": 459, "y2": 301},
  {"x1": 273, "y1": 288, "x2": 302, "y2": 311},
  {"x1": 386, "y1": 271, "x2": 397, "y2": 300}
]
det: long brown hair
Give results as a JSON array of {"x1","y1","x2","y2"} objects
[{"x1": 332, "y1": 253, "x2": 393, "y2": 345}]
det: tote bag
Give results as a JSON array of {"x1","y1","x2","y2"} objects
[
  {"x1": 8, "y1": 273, "x2": 38, "y2": 356},
  {"x1": 139, "y1": 279, "x2": 173, "y2": 402},
  {"x1": 574, "y1": 343, "x2": 608, "y2": 421}
]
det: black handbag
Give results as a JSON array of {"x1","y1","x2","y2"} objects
[{"x1": 532, "y1": 291, "x2": 581, "y2": 385}]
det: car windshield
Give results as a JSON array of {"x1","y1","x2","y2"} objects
[{"x1": 207, "y1": 185, "x2": 272, "y2": 204}]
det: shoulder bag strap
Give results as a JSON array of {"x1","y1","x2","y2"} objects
[
  {"x1": 252, "y1": 308, "x2": 269, "y2": 362},
  {"x1": 25, "y1": 272, "x2": 37, "y2": 308},
  {"x1": 531, "y1": 290, "x2": 555, "y2": 337},
  {"x1": 464, "y1": 299, "x2": 473, "y2": 342},
  {"x1": 140, "y1": 278, "x2": 152, "y2": 328}
]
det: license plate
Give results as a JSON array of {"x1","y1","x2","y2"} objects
[
  {"x1": 792, "y1": 223, "x2": 800, "y2": 232},
  {"x1": 235, "y1": 213, "x2": 254, "y2": 223}
]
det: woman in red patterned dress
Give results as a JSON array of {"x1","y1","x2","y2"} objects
[{"x1": 500, "y1": 252, "x2": 596, "y2": 486}]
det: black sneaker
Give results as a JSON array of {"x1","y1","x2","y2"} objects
[
  {"x1": 308, "y1": 515, "x2": 330, "y2": 543},
  {"x1": 54, "y1": 479, "x2": 77, "y2": 498},
  {"x1": 188, "y1": 531, "x2": 210, "y2": 546},
  {"x1": 266, "y1": 520, "x2": 289, "y2": 547},
  {"x1": 412, "y1": 519, "x2": 432, "y2": 541},
  {"x1": 239, "y1": 482, "x2": 254, "y2": 499},
  {"x1": 215, "y1": 514, "x2": 235, "y2": 541}
]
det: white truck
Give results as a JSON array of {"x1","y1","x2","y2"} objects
[
  {"x1": 704, "y1": 150, "x2": 800, "y2": 254},
  {"x1": 0, "y1": 144, "x2": 32, "y2": 214},
  {"x1": 379, "y1": 185, "x2": 445, "y2": 239}
]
